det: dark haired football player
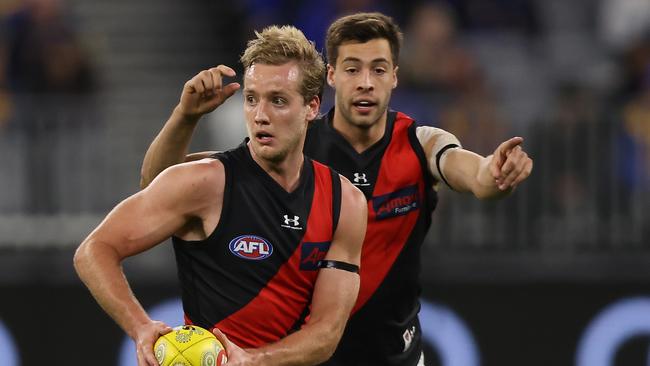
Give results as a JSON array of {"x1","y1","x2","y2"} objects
[{"x1": 140, "y1": 13, "x2": 532, "y2": 366}]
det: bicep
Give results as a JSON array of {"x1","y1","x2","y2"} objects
[
  {"x1": 308, "y1": 265, "x2": 360, "y2": 324},
  {"x1": 324, "y1": 177, "x2": 366, "y2": 265},
  {"x1": 90, "y1": 162, "x2": 220, "y2": 258},
  {"x1": 307, "y1": 178, "x2": 366, "y2": 321},
  {"x1": 416, "y1": 126, "x2": 462, "y2": 187},
  {"x1": 88, "y1": 189, "x2": 188, "y2": 259}
]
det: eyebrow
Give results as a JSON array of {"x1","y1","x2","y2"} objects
[
  {"x1": 341, "y1": 57, "x2": 390, "y2": 64},
  {"x1": 243, "y1": 88, "x2": 291, "y2": 97}
]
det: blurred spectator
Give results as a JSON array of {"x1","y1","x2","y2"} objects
[
  {"x1": 449, "y1": 0, "x2": 539, "y2": 36},
  {"x1": 616, "y1": 76, "x2": 650, "y2": 243},
  {"x1": 599, "y1": 0, "x2": 650, "y2": 52},
  {"x1": 618, "y1": 65, "x2": 650, "y2": 198},
  {"x1": 242, "y1": 0, "x2": 394, "y2": 57},
  {"x1": 1, "y1": 0, "x2": 97, "y2": 213},
  {"x1": 527, "y1": 83, "x2": 613, "y2": 245},
  {"x1": 293, "y1": 0, "x2": 392, "y2": 52},
  {"x1": 616, "y1": 34, "x2": 650, "y2": 100},
  {"x1": 397, "y1": 2, "x2": 509, "y2": 154}
]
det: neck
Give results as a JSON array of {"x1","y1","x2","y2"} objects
[
  {"x1": 332, "y1": 108, "x2": 388, "y2": 153},
  {"x1": 248, "y1": 143, "x2": 304, "y2": 193}
]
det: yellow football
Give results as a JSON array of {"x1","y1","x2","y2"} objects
[{"x1": 154, "y1": 325, "x2": 227, "y2": 366}]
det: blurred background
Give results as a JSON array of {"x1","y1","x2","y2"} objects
[{"x1": 0, "y1": 0, "x2": 649, "y2": 365}]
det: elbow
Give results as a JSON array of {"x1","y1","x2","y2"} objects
[
  {"x1": 73, "y1": 240, "x2": 90, "y2": 278},
  {"x1": 73, "y1": 237, "x2": 115, "y2": 279},
  {"x1": 139, "y1": 170, "x2": 151, "y2": 190}
]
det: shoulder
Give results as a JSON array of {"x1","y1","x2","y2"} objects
[
  {"x1": 331, "y1": 174, "x2": 367, "y2": 256},
  {"x1": 415, "y1": 126, "x2": 462, "y2": 152},
  {"x1": 148, "y1": 158, "x2": 225, "y2": 203},
  {"x1": 338, "y1": 175, "x2": 367, "y2": 214}
]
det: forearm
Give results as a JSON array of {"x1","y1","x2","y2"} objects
[
  {"x1": 73, "y1": 238, "x2": 152, "y2": 339},
  {"x1": 247, "y1": 269, "x2": 360, "y2": 365},
  {"x1": 140, "y1": 106, "x2": 200, "y2": 188},
  {"x1": 248, "y1": 318, "x2": 344, "y2": 365}
]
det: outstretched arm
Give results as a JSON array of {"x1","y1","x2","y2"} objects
[
  {"x1": 214, "y1": 177, "x2": 367, "y2": 366},
  {"x1": 418, "y1": 126, "x2": 533, "y2": 199},
  {"x1": 75, "y1": 160, "x2": 224, "y2": 365},
  {"x1": 443, "y1": 136, "x2": 533, "y2": 199},
  {"x1": 140, "y1": 65, "x2": 239, "y2": 188}
]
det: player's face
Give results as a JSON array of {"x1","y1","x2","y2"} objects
[
  {"x1": 243, "y1": 62, "x2": 319, "y2": 164},
  {"x1": 327, "y1": 38, "x2": 398, "y2": 129}
]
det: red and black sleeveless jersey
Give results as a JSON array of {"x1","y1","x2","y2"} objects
[
  {"x1": 304, "y1": 109, "x2": 436, "y2": 365},
  {"x1": 172, "y1": 140, "x2": 341, "y2": 348}
]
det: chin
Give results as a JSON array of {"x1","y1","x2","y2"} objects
[
  {"x1": 255, "y1": 146, "x2": 285, "y2": 163},
  {"x1": 352, "y1": 115, "x2": 381, "y2": 128}
]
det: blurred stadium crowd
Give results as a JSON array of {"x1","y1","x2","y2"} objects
[{"x1": 0, "y1": 0, "x2": 648, "y2": 283}]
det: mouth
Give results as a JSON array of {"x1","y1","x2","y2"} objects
[
  {"x1": 254, "y1": 131, "x2": 274, "y2": 144},
  {"x1": 352, "y1": 99, "x2": 377, "y2": 113}
]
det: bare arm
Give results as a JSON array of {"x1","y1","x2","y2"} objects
[
  {"x1": 140, "y1": 65, "x2": 239, "y2": 188},
  {"x1": 418, "y1": 126, "x2": 533, "y2": 199},
  {"x1": 214, "y1": 177, "x2": 367, "y2": 366},
  {"x1": 442, "y1": 137, "x2": 533, "y2": 199},
  {"x1": 74, "y1": 160, "x2": 224, "y2": 366}
]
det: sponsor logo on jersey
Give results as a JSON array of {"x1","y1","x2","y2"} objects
[
  {"x1": 228, "y1": 235, "x2": 273, "y2": 260},
  {"x1": 352, "y1": 172, "x2": 371, "y2": 186},
  {"x1": 300, "y1": 242, "x2": 331, "y2": 270},
  {"x1": 281, "y1": 214, "x2": 302, "y2": 230},
  {"x1": 372, "y1": 185, "x2": 420, "y2": 220}
]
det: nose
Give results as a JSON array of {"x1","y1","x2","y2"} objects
[
  {"x1": 357, "y1": 69, "x2": 374, "y2": 91},
  {"x1": 254, "y1": 100, "x2": 269, "y2": 124}
]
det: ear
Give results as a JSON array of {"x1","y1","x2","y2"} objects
[
  {"x1": 306, "y1": 95, "x2": 320, "y2": 121},
  {"x1": 326, "y1": 64, "x2": 335, "y2": 87},
  {"x1": 392, "y1": 66, "x2": 399, "y2": 89}
]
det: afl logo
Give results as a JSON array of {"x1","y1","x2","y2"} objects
[{"x1": 228, "y1": 235, "x2": 273, "y2": 260}]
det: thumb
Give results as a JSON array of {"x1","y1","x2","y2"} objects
[
  {"x1": 222, "y1": 82, "x2": 241, "y2": 100},
  {"x1": 212, "y1": 328, "x2": 232, "y2": 350}
]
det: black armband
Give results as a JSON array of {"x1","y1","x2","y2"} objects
[{"x1": 316, "y1": 260, "x2": 359, "y2": 274}]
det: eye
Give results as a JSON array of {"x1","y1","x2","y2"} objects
[
  {"x1": 245, "y1": 95, "x2": 256, "y2": 105},
  {"x1": 272, "y1": 96, "x2": 287, "y2": 106},
  {"x1": 345, "y1": 67, "x2": 358, "y2": 74},
  {"x1": 374, "y1": 68, "x2": 387, "y2": 75}
]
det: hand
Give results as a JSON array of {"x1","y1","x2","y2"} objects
[
  {"x1": 177, "y1": 65, "x2": 241, "y2": 121},
  {"x1": 212, "y1": 328, "x2": 261, "y2": 366},
  {"x1": 134, "y1": 320, "x2": 173, "y2": 366},
  {"x1": 489, "y1": 136, "x2": 533, "y2": 190}
]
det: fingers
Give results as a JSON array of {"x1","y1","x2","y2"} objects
[
  {"x1": 185, "y1": 65, "x2": 239, "y2": 97},
  {"x1": 152, "y1": 320, "x2": 172, "y2": 335},
  {"x1": 492, "y1": 137, "x2": 523, "y2": 171},
  {"x1": 136, "y1": 348, "x2": 147, "y2": 366},
  {"x1": 212, "y1": 327, "x2": 230, "y2": 347},
  {"x1": 500, "y1": 136, "x2": 524, "y2": 152},
  {"x1": 495, "y1": 145, "x2": 532, "y2": 190},
  {"x1": 144, "y1": 349, "x2": 159, "y2": 366},
  {"x1": 510, "y1": 157, "x2": 533, "y2": 188},
  {"x1": 135, "y1": 321, "x2": 170, "y2": 366},
  {"x1": 490, "y1": 136, "x2": 523, "y2": 181},
  {"x1": 137, "y1": 344, "x2": 158, "y2": 366}
]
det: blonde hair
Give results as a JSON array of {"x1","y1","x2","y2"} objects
[{"x1": 241, "y1": 25, "x2": 325, "y2": 103}]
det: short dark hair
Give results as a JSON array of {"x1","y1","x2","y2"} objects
[{"x1": 325, "y1": 12, "x2": 403, "y2": 66}]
